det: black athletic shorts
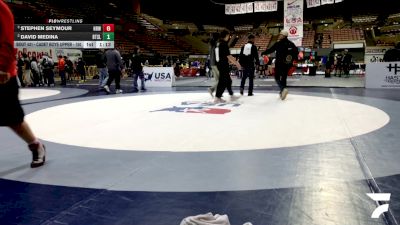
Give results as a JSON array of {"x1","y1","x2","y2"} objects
[{"x1": 0, "y1": 77, "x2": 24, "y2": 126}]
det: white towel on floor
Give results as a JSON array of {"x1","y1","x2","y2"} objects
[{"x1": 180, "y1": 212, "x2": 231, "y2": 225}]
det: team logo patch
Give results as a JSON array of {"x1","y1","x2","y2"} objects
[{"x1": 151, "y1": 101, "x2": 241, "y2": 114}]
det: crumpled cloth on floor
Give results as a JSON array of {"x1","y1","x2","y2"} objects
[{"x1": 180, "y1": 212, "x2": 231, "y2": 225}]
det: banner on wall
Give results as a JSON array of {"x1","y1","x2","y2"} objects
[
  {"x1": 143, "y1": 66, "x2": 175, "y2": 87},
  {"x1": 235, "y1": 4, "x2": 241, "y2": 14},
  {"x1": 321, "y1": 0, "x2": 334, "y2": 5},
  {"x1": 226, "y1": 0, "x2": 340, "y2": 14},
  {"x1": 226, "y1": 1, "x2": 277, "y2": 14},
  {"x1": 265, "y1": 1, "x2": 278, "y2": 12},
  {"x1": 307, "y1": 0, "x2": 321, "y2": 8},
  {"x1": 366, "y1": 62, "x2": 400, "y2": 89},
  {"x1": 254, "y1": 1, "x2": 277, "y2": 13},
  {"x1": 241, "y1": 3, "x2": 247, "y2": 14},
  {"x1": 254, "y1": 1, "x2": 261, "y2": 12},
  {"x1": 364, "y1": 47, "x2": 389, "y2": 64},
  {"x1": 247, "y1": 2, "x2": 253, "y2": 13},
  {"x1": 225, "y1": 4, "x2": 230, "y2": 15},
  {"x1": 284, "y1": 0, "x2": 304, "y2": 39},
  {"x1": 16, "y1": 48, "x2": 82, "y2": 62}
]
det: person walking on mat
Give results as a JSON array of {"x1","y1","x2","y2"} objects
[{"x1": 262, "y1": 30, "x2": 298, "y2": 100}]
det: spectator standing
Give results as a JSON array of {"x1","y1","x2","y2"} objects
[
  {"x1": 22, "y1": 53, "x2": 33, "y2": 87},
  {"x1": 342, "y1": 49, "x2": 352, "y2": 77},
  {"x1": 214, "y1": 30, "x2": 241, "y2": 103},
  {"x1": 104, "y1": 48, "x2": 124, "y2": 94},
  {"x1": 96, "y1": 49, "x2": 108, "y2": 88},
  {"x1": 77, "y1": 58, "x2": 86, "y2": 83},
  {"x1": 207, "y1": 32, "x2": 220, "y2": 98},
  {"x1": 41, "y1": 53, "x2": 55, "y2": 87},
  {"x1": 30, "y1": 57, "x2": 40, "y2": 86},
  {"x1": 131, "y1": 46, "x2": 146, "y2": 92},
  {"x1": 58, "y1": 55, "x2": 66, "y2": 86},
  {"x1": 239, "y1": 34, "x2": 260, "y2": 96},
  {"x1": 383, "y1": 42, "x2": 400, "y2": 62},
  {"x1": 262, "y1": 30, "x2": 298, "y2": 100},
  {"x1": 17, "y1": 56, "x2": 25, "y2": 87}
]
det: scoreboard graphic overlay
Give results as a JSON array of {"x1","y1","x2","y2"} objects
[{"x1": 14, "y1": 24, "x2": 115, "y2": 49}]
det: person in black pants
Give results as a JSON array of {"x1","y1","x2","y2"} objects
[
  {"x1": 17, "y1": 57, "x2": 25, "y2": 87},
  {"x1": 0, "y1": 0, "x2": 46, "y2": 168},
  {"x1": 325, "y1": 51, "x2": 335, "y2": 78},
  {"x1": 77, "y1": 57, "x2": 86, "y2": 83},
  {"x1": 104, "y1": 48, "x2": 124, "y2": 94},
  {"x1": 239, "y1": 34, "x2": 260, "y2": 96},
  {"x1": 342, "y1": 49, "x2": 352, "y2": 77},
  {"x1": 215, "y1": 30, "x2": 241, "y2": 103},
  {"x1": 131, "y1": 46, "x2": 146, "y2": 92},
  {"x1": 262, "y1": 30, "x2": 298, "y2": 100}
]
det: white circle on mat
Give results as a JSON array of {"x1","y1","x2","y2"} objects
[
  {"x1": 20, "y1": 89, "x2": 61, "y2": 100},
  {"x1": 25, "y1": 93, "x2": 390, "y2": 152}
]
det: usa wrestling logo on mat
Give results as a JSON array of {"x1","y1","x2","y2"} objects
[{"x1": 151, "y1": 101, "x2": 241, "y2": 114}]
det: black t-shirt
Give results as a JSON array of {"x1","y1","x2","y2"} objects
[
  {"x1": 95, "y1": 52, "x2": 107, "y2": 68},
  {"x1": 343, "y1": 54, "x2": 352, "y2": 64},
  {"x1": 384, "y1": 49, "x2": 400, "y2": 62},
  {"x1": 239, "y1": 42, "x2": 260, "y2": 69},
  {"x1": 216, "y1": 41, "x2": 230, "y2": 70},
  {"x1": 131, "y1": 54, "x2": 143, "y2": 72},
  {"x1": 336, "y1": 54, "x2": 343, "y2": 65},
  {"x1": 262, "y1": 38, "x2": 298, "y2": 65},
  {"x1": 23, "y1": 58, "x2": 31, "y2": 70},
  {"x1": 17, "y1": 58, "x2": 24, "y2": 69}
]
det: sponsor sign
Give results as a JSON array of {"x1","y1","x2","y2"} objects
[
  {"x1": 284, "y1": 0, "x2": 304, "y2": 39},
  {"x1": 366, "y1": 62, "x2": 400, "y2": 88},
  {"x1": 143, "y1": 66, "x2": 174, "y2": 87},
  {"x1": 364, "y1": 47, "x2": 389, "y2": 63}
]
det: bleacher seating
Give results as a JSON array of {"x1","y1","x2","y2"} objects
[
  {"x1": 375, "y1": 34, "x2": 398, "y2": 46},
  {"x1": 233, "y1": 34, "x2": 272, "y2": 52},
  {"x1": 321, "y1": 28, "x2": 364, "y2": 48},
  {"x1": 234, "y1": 25, "x2": 253, "y2": 32},
  {"x1": 116, "y1": 34, "x2": 152, "y2": 55},
  {"x1": 387, "y1": 13, "x2": 400, "y2": 24},
  {"x1": 302, "y1": 30, "x2": 315, "y2": 48},
  {"x1": 11, "y1": 1, "x2": 380, "y2": 55},
  {"x1": 268, "y1": 27, "x2": 280, "y2": 35},
  {"x1": 352, "y1": 15, "x2": 378, "y2": 24},
  {"x1": 135, "y1": 14, "x2": 160, "y2": 31},
  {"x1": 168, "y1": 21, "x2": 198, "y2": 32},
  {"x1": 380, "y1": 25, "x2": 400, "y2": 33},
  {"x1": 127, "y1": 33, "x2": 186, "y2": 56},
  {"x1": 203, "y1": 25, "x2": 227, "y2": 33},
  {"x1": 141, "y1": 13, "x2": 164, "y2": 27}
]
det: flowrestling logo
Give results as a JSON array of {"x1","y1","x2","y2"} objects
[
  {"x1": 151, "y1": 101, "x2": 241, "y2": 115},
  {"x1": 367, "y1": 193, "x2": 391, "y2": 219}
]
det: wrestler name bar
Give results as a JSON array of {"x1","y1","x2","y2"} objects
[
  {"x1": 14, "y1": 41, "x2": 114, "y2": 49},
  {"x1": 15, "y1": 24, "x2": 105, "y2": 32},
  {"x1": 15, "y1": 32, "x2": 106, "y2": 41}
]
